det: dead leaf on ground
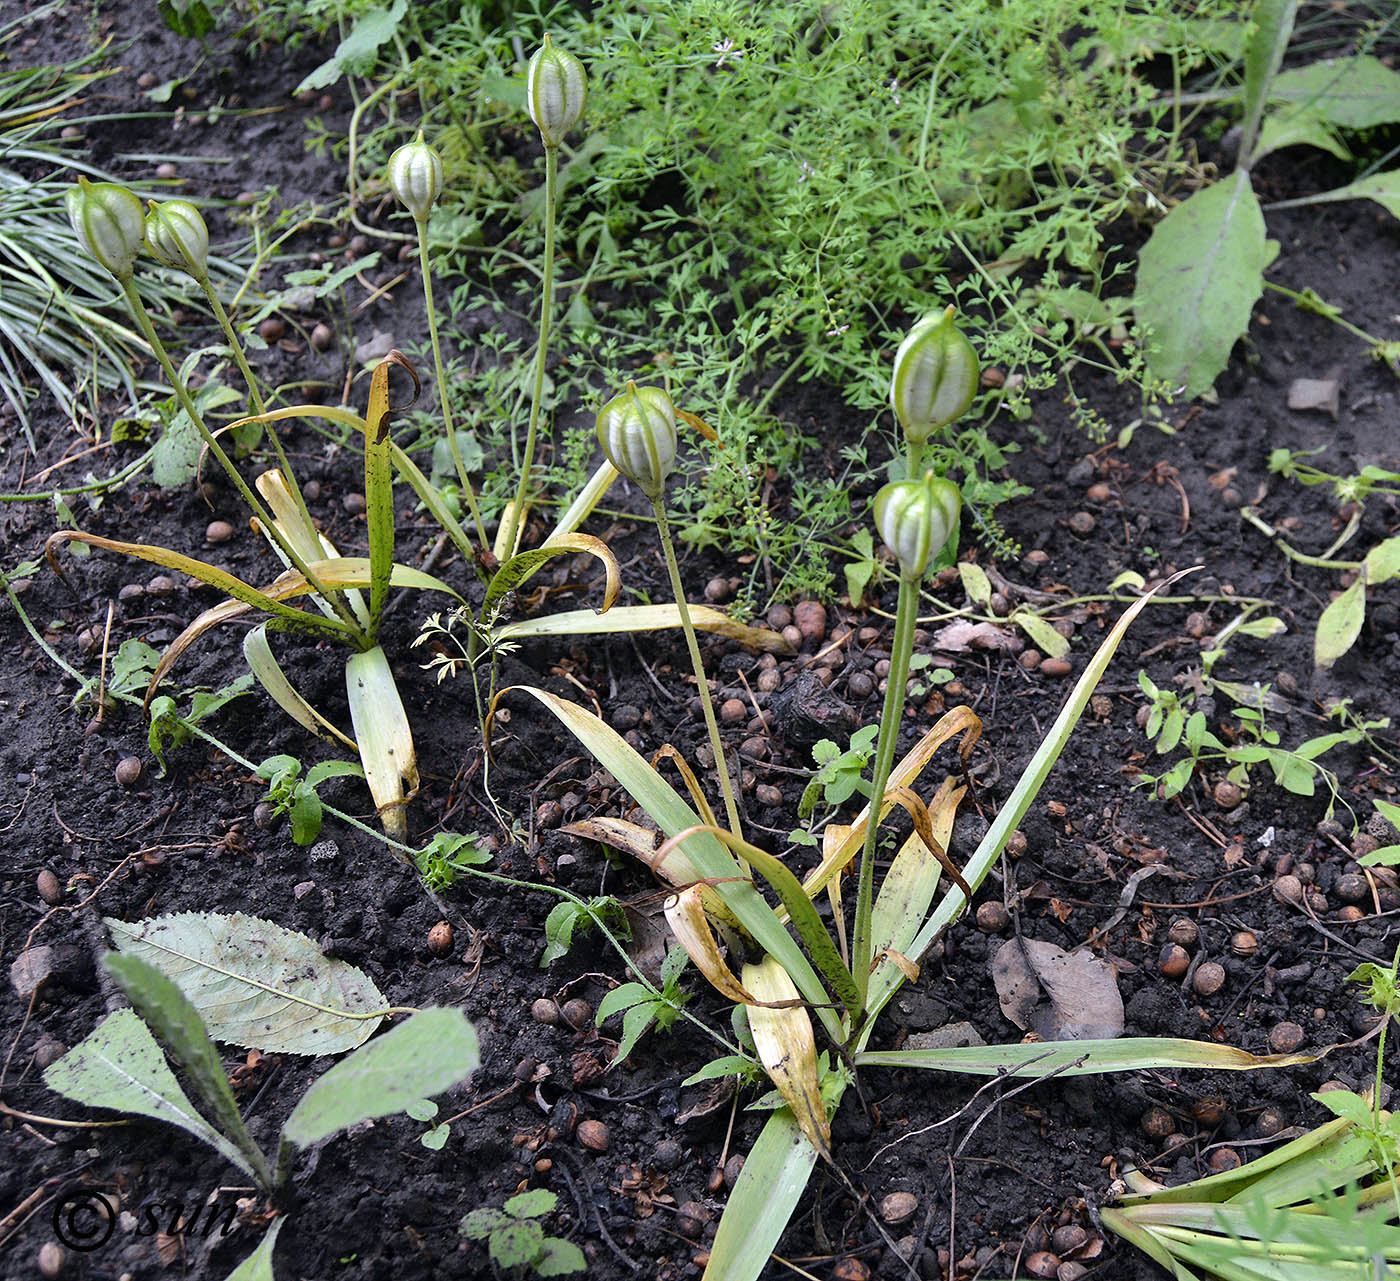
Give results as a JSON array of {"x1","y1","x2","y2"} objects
[
  {"x1": 991, "y1": 938, "x2": 1125, "y2": 1041},
  {"x1": 932, "y1": 620, "x2": 1017, "y2": 653}
]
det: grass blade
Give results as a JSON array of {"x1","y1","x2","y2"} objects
[{"x1": 495, "y1": 602, "x2": 792, "y2": 652}]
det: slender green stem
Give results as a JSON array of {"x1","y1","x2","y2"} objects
[
  {"x1": 651, "y1": 494, "x2": 744, "y2": 840},
  {"x1": 120, "y1": 280, "x2": 365, "y2": 640},
  {"x1": 200, "y1": 279, "x2": 320, "y2": 550},
  {"x1": 850, "y1": 572, "x2": 920, "y2": 1020},
  {"x1": 906, "y1": 439, "x2": 925, "y2": 479},
  {"x1": 502, "y1": 144, "x2": 559, "y2": 560},
  {"x1": 1240, "y1": 505, "x2": 1362, "y2": 570},
  {"x1": 416, "y1": 217, "x2": 489, "y2": 552}
]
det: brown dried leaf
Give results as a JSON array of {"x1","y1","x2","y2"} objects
[{"x1": 991, "y1": 938, "x2": 1125, "y2": 1041}]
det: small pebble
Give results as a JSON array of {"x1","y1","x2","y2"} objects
[
  {"x1": 980, "y1": 367, "x2": 1005, "y2": 388},
  {"x1": 560, "y1": 997, "x2": 591, "y2": 1027},
  {"x1": 1191, "y1": 1097, "x2": 1226, "y2": 1126},
  {"x1": 1167, "y1": 918, "x2": 1199, "y2": 947},
  {"x1": 1207, "y1": 1148, "x2": 1241, "y2": 1172},
  {"x1": 1273, "y1": 874, "x2": 1304, "y2": 904},
  {"x1": 61, "y1": 124, "x2": 82, "y2": 139},
  {"x1": 723, "y1": 1153, "x2": 745, "y2": 1188},
  {"x1": 755, "y1": 784, "x2": 783, "y2": 807},
  {"x1": 781, "y1": 624, "x2": 802, "y2": 649},
  {"x1": 847, "y1": 671, "x2": 874, "y2": 699},
  {"x1": 1026, "y1": 549, "x2": 1049, "y2": 564},
  {"x1": 1335, "y1": 873, "x2": 1368, "y2": 904},
  {"x1": 253, "y1": 802, "x2": 279, "y2": 830},
  {"x1": 1085, "y1": 482, "x2": 1112, "y2": 503},
  {"x1": 1256, "y1": 1106, "x2": 1289, "y2": 1136},
  {"x1": 975, "y1": 901, "x2": 1009, "y2": 933},
  {"x1": 36, "y1": 870, "x2": 62, "y2": 905},
  {"x1": 610, "y1": 704, "x2": 642, "y2": 730},
  {"x1": 343, "y1": 492, "x2": 367, "y2": 515},
  {"x1": 676, "y1": 1200, "x2": 711, "y2": 1237},
  {"x1": 32, "y1": 1037, "x2": 66, "y2": 1070},
  {"x1": 1230, "y1": 930, "x2": 1257, "y2": 958},
  {"x1": 206, "y1": 519, "x2": 234, "y2": 545},
  {"x1": 532, "y1": 998, "x2": 560, "y2": 1025},
  {"x1": 147, "y1": 574, "x2": 177, "y2": 595},
  {"x1": 115, "y1": 757, "x2": 142, "y2": 788},
  {"x1": 1185, "y1": 611, "x2": 1210, "y2": 639},
  {"x1": 1004, "y1": 829, "x2": 1027, "y2": 858},
  {"x1": 577, "y1": 1119, "x2": 610, "y2": 1152},
  {"x1": 1140, "y1": 1105, "x2": 1175, "y2": 1138},
  {"x1": 831, "y1": 1260, "x2": 869, "y2": 1281},
  {"x1": 427, "y1": 921, "x2": 453, "y2": 956},
  {"x1": 38, "y1": 1242, "x2": 66, "y2": 1279},
  {"x1": 652, "y1": 1139, "x2": 683, "y2": 1171},
  {"x1": 1213, "y1": 780, "x2": 1242, "y2": 809},
  {"x1": 1040, "y1": 658, "x2": 1072, "y2": 678},
  {"x1": 1051, "y1": 1225, "x2": 1087, "y2": 1254},
  {"x1": 880, "y1": 1191, "x2": 918, "y2": 1226},
  {"x1": 537, "y1": 800, "x2": 562, "y2": 829},
  {"x1": 756, "y1": 669, "x2": 781, "y2": 693},
  {"x1": 1067, "y1": 511, "x2": 1095, "y2": 535},
  {"x1": 1192, "y1": 961, "x2": 1226, "y2": 997},
  {"x1": 1159, "y1": 944, "x2": 1190, "y2": 978},
  {"x1": 767, "y1": 604, "x2": 793, "y2": 630},
  {"x1": 794, "y1": 600, "x2": 827, "y2": 643},
  {"x1": 740, "y1": 736, "x2": 768, "y2": 759},
  {"x1": 1019, "y1": 649, "x2": 1042, "y2": 671},
  {"x1": 1268, "y1": 1022, "x2": 1304, "y2": 1054},
  {"x1": 310, "y1": 322, "x2": 334, "y2": 350},
  {"x1": 703, "y1": 576, "x2": 731, "y2": 604},
  {"x1": 720, "y1": 697, "x2": 746, "y2": 724},
  {"x1": 117, "y1": 583, "x2": 144, "y2": 602},
  {"x1": 258, "y1": 317, "x2": 286, "y2": 343}
]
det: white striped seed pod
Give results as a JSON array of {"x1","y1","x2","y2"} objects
[
  {"x1": 144, "y1": 199, "x2": 210, "y2": 281},
  {"x1": 596, "y1": 381, "x2": 677, "y2": 500},
  {"x1": 387, "y1": 132, "x2": 443, "y2": 223},
  {"x1": 873, "y1": 473, "x2": 961, "y2": 579},
  {"x1": 66, "y1": 178, "x2": 144, "y2": 282},
  {"x1": 889, "y1": 305, "x2": 979, "y2": 444},
  {"x1": 526, "y1": 34, "x2": 587, "y2": 147}
]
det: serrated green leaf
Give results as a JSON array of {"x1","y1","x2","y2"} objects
[
  {"x1": 221, "y1": 1219, "x2": 284, "y2": 1281},
  {"x1": 1314, "y1": 575, "x2": 1366, "y2": 669},
  {"x1": 101, "y1": 953, "x2": 271, "y2": 1187},
  {"x1": 44, "y1": 1009, "x2": 257, "y2": 1178},
  {"x1": 490, "y1": 1218, "x2": 545, "y2": 1269},
  {"x1": 1134, "y1": 173, "x2": 1276, "y2": 399},
  {"x1": 105, "y1": 912, "x2": 388, "y2": 1055},
  {"x1": 282, "y1": 1008, "x2": 478, "y2": 1149},
  {"x1": 535, "y1": 1236, "x2": 587, "y2": 1276}
]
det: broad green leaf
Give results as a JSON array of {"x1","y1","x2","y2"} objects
[
  {"x1": 102, "y1": 953, "x2": 271, "y2": 1187},
  {"x1": 858, "y1": 1035, "x2": 1324, "y2": 1076},
  {"x1": 1010, "y1": 607, "x2": 1071, "y2": 659},
  {"x1": 957, "y1": 562, "x2": 992, "y2": 606},
  {"x1": 506, "y1": 1189, "x2": 558, "y2": 1220},
  {"x1": 495, "y1": 603, "x2": 794, "y2": 654},
  {"x1": 535, "y1": 1237, "x2": 587, "y2": 1276},
  {"x1": 1239, "y1": 0, "x2": 1298, "y2": 166},
  {"x1": 44, "y1": 1009, "x2": 258, "y2": 1178},
  {"x1": 150, "y1": 408, "x2": 202, "y2": 488},
  {"x1": 1277, "y1": 169, "x2": 1400, "y2": 220},
  {"x1": 1314, "y1": 575, "x2": 1365, "y2": 669},
  {"x1": 1269, "y1": 55, "x2": 1400, "y2": 130},
  {"x1": 294, "y1": 0, "x2": 407, "y2": 93},
  {"x1": 1134, "y1": 173, "x2": 1277, "y2": 399},
  {"x1": 222, "y1": 1219, "x2": 284, "y2": 1281},
  {"x1": 485, "y1": 534, "x2": 620, "y2": 615},
  {"x1": 105, "y1": 912, "x2": 388, "y2": 1055},
  {"x1": 490, "y1": 1219, "x2": 544, "y2": 1269},
  {"x1": 1364, "y1": 534, "x2": 1400, "y2": 583},
  {"x1": 1253, "y1": 106, "x2": 1349, "y2": 164},
  {"x1": 282, "y1": 1008, "x2": 478, "y2": 1149}
]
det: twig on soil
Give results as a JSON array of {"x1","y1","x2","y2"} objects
[{"x1": 554, "y1": 1152, "x2": 641, "y2": 1271}]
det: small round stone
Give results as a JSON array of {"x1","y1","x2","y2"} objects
[
  {"x1": 1167, "y1": 918, "x2": 1199, "y2": 947},
  {"x1": 794, "y1": 600, "x2": 827, "y2": 643},
  {"x1": 253, "y1": 801, "x2": 279, "y2": 830},
  {"x1": 1213, "y1": 780, "x2": 1242, "y2": 809},
  {"x1": 720, "y1": 698, "x2": 746, "y2": 724},
  {"x1": 1273, "y1": 874, "x2": 1304, "y2": 905},
  {"x1": 781, "y1": 624, "x2": 802, "y2": 649},
  {"x1": 1159, "y1": 944, "x2": 1190, "y2": 979},
  {"x1": 880, "y1": 1191, "x2": 918, "y2": 1226},
  {"x1": 1067, "y1": 511, "x2": 1095, "y2": 535},
  {"x1": 343, "y1": 492, "x2": 367, "y2": 515},
  {"x1": 1335, "y1": 873, "x2": 1367, "y2": 904},
  {"x1": 975, "y1": 901, "x2": 1009, "y2": 933},
  {"x1": 1026, "y1": 548, "x2": 1049, "y2": 564},
  {"x1": 1268, "y1": 1022, "x2": 1304, "y2": 1054},
  {"x1": 1184, "y1": 611, "x2": 1211, "y2": 639},
  {"x1": 831, "y1": 1260, "x2": 869, "y2": 1281},
  {"x1": 1191, "y1": 1097, "x2": 1226, "y2": 1127},
  {"x1": 118, "y1": 582, "x2": 144, "y2": 601},
  {"x1": 703, "y1": 576, "x2": 731, "y2": 604},
  {"x1": 155, "y1": 161, "x2": 178, "y2": 180},
  {"x1": 1026, "y1": 1252, "x2": 1062, "y2": 1279},
  {"x1": 32, "y1": 1037, "x2": 67, "y2": 1070},
  {"x1": 847, "y1": 671, "x2": 874, "y2": 699},
  {"x1": 1019, "y1": 649, "x2": 1042, "y2": 670},
  {"x1": 767, "y1": 604, "x2": 793, "y2": 630},
  {"x1": 1051, "y1": 1225, "x2": 1087, "y2": 1254},
  {"x1": 147, "y1": 573, "x2": 177, "y2": 595},
  {"x1": 1256, "y1": 1106, "x2": 1289, "y2": 1136},
  {"x1": 427, "y1": 921, "x2": 453, "y2": 956},
  {"x1": 1192, "y1": 961, "x2": 1226, "y2": 997},
  {"x1": 258, "y1": 317, "x2": 286, "y2": 343},
  {"x1": 652, "y1": 1139, "x2": 683, "y2": 1171},
  {"x1": 37, "y1": 1242, "x2": 66, "y2": 1279},
  {"x1": 1230, "y1": 930, "x2": 1257, "y2": 958},
  {"x1": 576, "y1": 1119, "x2": 610, "y2": 1152},
  {"x1": 1086, "y1": 482, "x2": 1112, "y2": 503},
  {"x1": 206, "y1": 519, "x2": 234, "y2": 545},
  {"x1": 560, "y1": 997, "x2": 591, "y2": 1027},
  {"x1": 531, "y1": 998, "x2": 560, "y2": 1025},
  {"x1": 115, "y1": 757, "x2": 142, "y2": 788},
  {"x1": 676, "y1": 1200, "x2": 711, "y2": 1237},
  {"x1": 1004, "y1": 829, "x2": 1028, "y2": 859},
  {"x1": 756, "y1": 668, "x2": 781, "y2": 693},
  {"x1": 36, "y1": 870, "x2": 62, "y2": 905},
  {"x1": 310, "y1": 322, "x2": 334, "y2": 350},
  {"x1": 756, "y1": 784, "x2": 783, "y2": 807},
  {"x1": 1207, "y1": 1148, "x2": 1241, "y2": 1172},
  {"x1": 723, "y1": 1153, "x2": 745, "y2": 1188},
  {"x1": 1141, "y1": 1105, "x2": 1175, "y2": 1138},
  {"x1": 1040, "y1": 658, "x2": 1072, "y2": 677},
  {"x1": 610, "y1": 704, "x2": 642, "y2": 730}
]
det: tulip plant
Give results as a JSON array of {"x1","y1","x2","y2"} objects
[{"x1": 500, "y1": 310, "x2": 1321, "y2": 1280}]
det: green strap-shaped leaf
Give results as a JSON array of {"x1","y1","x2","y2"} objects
[
  {"x1": 102, "y1": 953, "x2": 271, "y2": 1187},
  {"x1": 484, "y1": 533, "x2": 620, "y2": 615},
  {"x1": 222, "y1": 1219, "x2": 285, "y2": 1281},
  {"x1": 363, "y1": 355, "x2": 404, "y2": 637},
  {"x1": 1239, "y1": 0, "x2": 1298, "y2": 166},
  {"x1": 1133, "y1": 173, "x2": 1277, "y2": 400},
  {"x1": 44, "y1": 1008, "x2": 258, "y2": 1179},
  {"x1": 282, "y1": 1008, "x2": 478, "y2": 1149},
  {"x1": 496, "y1": 603, "x2": 793, "y2": 654}
]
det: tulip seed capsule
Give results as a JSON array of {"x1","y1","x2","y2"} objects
[
  {"x1": 526, "y1": 34, "x2": 587, "y2": 147},
  {"x1": 144, "y1": 199, "x2": 210, "y2": 281},
  {"x1": 66, "y1": 178, "x2": 145, "y2": 282},
  {"x1": 873, "y1": 473, "x2": 962, "y2": 580},
  {"x1": 889, "y1": 305, "x2": 979, "y2": 445},
  {"x1": 595, "y1": 382, "x2": 678, "y2": 500},
  {"x1": 388, "y1": 132, "x2": 444, "y2": 223}
]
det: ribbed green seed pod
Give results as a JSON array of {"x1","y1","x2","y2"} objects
[
  {"x1": 596, "y1": 382, "x2": 677, "y2": 500},
  {"x1": 889, "y1": 306, "x2": 979, "y2": 444},
  {"x1": 873, "y1": 474, "x2": 961, "y2": 579},
  {"x1": 526, "y1": 34, "x2": 587, "y2": 147},
  {"x1": 387, "y1": 132, "x2": 443, "y2": 223},
  {"x1": 66, "y1": 178, "x2": 145, "y2": 282},
  {"x1": 144, "y1": 199, "x2": 210, "y2": 281}
]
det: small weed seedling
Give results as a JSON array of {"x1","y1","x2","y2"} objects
[
  {"x1": 256, "y1": 753, "x2": 364, "y2": 846},
  {"x1": 460, "y1": 1189, "x2": 585, "y2": 1277},
  {"x1": 594, "y1": 944, "x2": 692, "y2": 1063}
]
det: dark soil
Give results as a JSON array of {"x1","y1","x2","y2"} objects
[{"x1": 3, "y1": 5, "x2": 1399, "y2": 1281}]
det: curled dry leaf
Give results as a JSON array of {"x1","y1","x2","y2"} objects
[
  {"x1": 931, "y1": 619, "x2": 1018, "y2": 653},
  {"x1": 991, "y1": 938, "x2": 1125, "y2": 1041}
]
